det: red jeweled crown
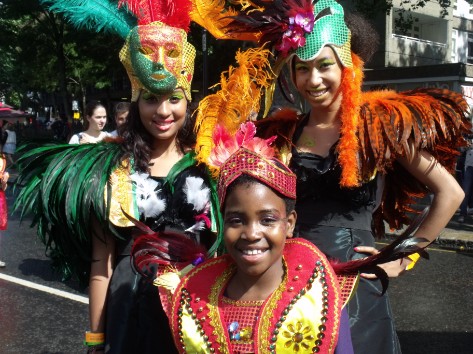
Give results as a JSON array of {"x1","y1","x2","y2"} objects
[{"x1": 208, "y1": 122, "x2": 296, "y2": 205}]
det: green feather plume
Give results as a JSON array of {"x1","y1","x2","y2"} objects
[
  {"x1": 41, "y1": 0, "x2": 136, "y2": 39},
  {"x1": 14, "y1": 141, "x2": 126, "y2": 285}
]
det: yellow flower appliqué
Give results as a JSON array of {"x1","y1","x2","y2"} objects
[{"x1": 282, "y1": 321, "x2": 314, "y2": 352}]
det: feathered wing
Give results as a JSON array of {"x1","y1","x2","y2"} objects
[
  {"x1": 356, "y1": 88, "x2": 471, "y2": 234},
  {"x1": 14, "y1": 141, "x2": 126, "y2": 285},
  {"x1": 41, "y1": 0, "x2": 135, "y2": 39}
]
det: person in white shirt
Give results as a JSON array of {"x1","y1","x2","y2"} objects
[
  {"x1": 69, "y1": 101, "x2": 110, "y2": 144},
  {"x1": 2, "y1": 121, "x2": 16, "y2": 165}
]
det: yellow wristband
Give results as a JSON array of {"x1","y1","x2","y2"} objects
[
  {"x1": 406, "y1": 253, "x2": 420, "y2": 270},
  {"x1": 85, "y1": 331, "x2": 105, "y2": 346}
]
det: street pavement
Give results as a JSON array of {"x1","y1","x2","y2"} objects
[{"x1": 0, "y1": 172, "x2": 472, "y2": 353}]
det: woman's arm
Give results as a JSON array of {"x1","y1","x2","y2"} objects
[
  {"x1": 396, "y1": 148, "x2": 464, "y2": 245},
  {"x1": 89, "y1": 215, "x2": 115, "y2": 333},
  {"x1": 358, "y1": 147, "x2": 464, "y2": 278}
]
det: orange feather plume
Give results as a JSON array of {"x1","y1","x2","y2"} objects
[
  {"x1": 190, "y1": 0, "x2": 260, "y2": 41},
  {"x1": 337, "y1": 53, "x2": 364, "y2": 187},
  {"x1": 194, "y1": 47, "x2": 275, "y2": 177}
]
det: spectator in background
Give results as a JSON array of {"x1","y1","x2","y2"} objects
[
  {"x1": 50, "y1": 115, "x2": 71, "y2": 142},
  {"x1": 459, "y1": 135, "x2": 473, "y2": 223},
  {"x1": 69, "y1": 101, "x2": 110, "y2": 144},
  {"x1": 2, "y1": 121, "x2": 16, "y2": 165},
  {"x1": 110, "y1": 101, "x2": 130, "y2": 137},
  {"x1": 0, "y1": 154, "x2": 9, "y2": 267}
]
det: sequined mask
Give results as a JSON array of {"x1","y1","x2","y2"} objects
[
  {"x1": 293, "y1": 0, "x2": 352, "y2": 68},
  {"x1": 120, "y1": 22, "x2": 196, "y2": 101}
]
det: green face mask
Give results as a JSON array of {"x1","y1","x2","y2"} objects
[{"x1": 295, "y1": 0, "x2": 352, "y2": 67}]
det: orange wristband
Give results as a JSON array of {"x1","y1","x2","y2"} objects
[{"x1": 85, "y1": 331, "x2": 105, "y2": 345}]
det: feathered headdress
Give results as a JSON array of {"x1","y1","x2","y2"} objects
[
  {"x1": 190, "y1": 0, "x2": 352, "y2": 112},
  {"x1": 208, "y1": 121, "x2": 296, "y2": 206},
  {"x1": 41, "y1": 0, "x2": 196, "y2": 101}
]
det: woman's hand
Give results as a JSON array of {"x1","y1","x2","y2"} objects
[
  {"x1": 354, "y1": 246, "x2": 412, "y2": 279},
  {"x1": 1, "y1": 171, "x2": 9, "y2": 191}
]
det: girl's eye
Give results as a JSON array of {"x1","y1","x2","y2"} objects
[
  {"x1": 169, "y1": 93, "x2": 184, "y2": 103},
  {"x1": 318, "y1": 60, "x2": 336, "y2": 69},
  {"x1": 295, "y1": 63, "x2": 309, "y2": 72},
  {"x1": 225, "y1": 217, "x2": 242, "y2": 226},
  {"x1": 261, "y1": 217, "x2": 279, "y2": 226},
  {"x1": 141, "y1": 91, "x2": 158, "y2": 101}
]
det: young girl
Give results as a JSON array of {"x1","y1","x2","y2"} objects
[
  {"x1": 188, "y1": 1, "x2": 471, "y2": 352},
  {"x1": 163, "y1": 123, "x2": 346, "y2": 353},
  {"x1": 14, "y1": 1, "x2": 222, "y2": 353},
  {"x1": 68, "y1": 101, "x2": 109, "y2": 144}
]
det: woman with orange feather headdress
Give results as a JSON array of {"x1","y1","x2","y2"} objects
[{"x1": 189, "y1": 0, "x2": 471, "y2": 353}]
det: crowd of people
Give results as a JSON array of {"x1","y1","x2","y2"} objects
[{"x1": 11, "y1": 0, "x2": 473, "y2": 353}]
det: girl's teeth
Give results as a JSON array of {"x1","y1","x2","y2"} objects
[
  {"x1": 309, "y1": 89, "x2": 327, "y2": 97},
  {"x1": 242, "y1": 249, "x2": 263, "y2": 255}
]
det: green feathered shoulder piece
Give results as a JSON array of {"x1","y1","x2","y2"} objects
[{"x1": 14, "y1": 140, "x2": 127, "y2": 285}]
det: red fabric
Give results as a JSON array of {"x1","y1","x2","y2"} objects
[
  {"x1": 221, "y1": 298, "x2": 261, "y2": 353},
  {"x1": 0, "y1": 190, "x2": 7, "y2": 230}
]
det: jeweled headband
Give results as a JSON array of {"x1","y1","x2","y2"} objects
[
  {"x1": 217, "y1": 148, "x2": 296, "y2": 206},
  {"x1": 207, "y1": 122, "x2": 296, "y2": 206},
  {"x1": 291, "y1": 0, "x2": 352, "y2": 67}
]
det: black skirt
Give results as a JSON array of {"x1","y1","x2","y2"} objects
[
  {"x1": 104, "y1": 255, "x2": 178, "y2": 354},
  {"x1": 296, "y1": 224, "x2": 402, "y2": 354}
]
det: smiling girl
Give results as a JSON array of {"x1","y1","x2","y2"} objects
[{"x1": 14, "y1": 1, "x2": 222, "y2": 354}]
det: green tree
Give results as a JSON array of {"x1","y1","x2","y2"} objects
[{"x1": 0, "y1": 0, "x2": 125, "y2": 118}]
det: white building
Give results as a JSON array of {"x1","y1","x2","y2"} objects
[{"x1": 363, "y1": 0, "x2": 473, "y2": 109}]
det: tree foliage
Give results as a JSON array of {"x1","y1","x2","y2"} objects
[
  {"x1": 0, "y1": 0, "x2": 471, "y2": 115},
  {"x1": 0, "y1": 0, "x2": 124, "y2": 118}
]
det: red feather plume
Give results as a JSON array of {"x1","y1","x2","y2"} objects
[
  {"x1": 118, "y1": 0, "x2": 191, "y2": 30},
  {"x1": 132, "y1": 231, "x2": 207, "y2": 278}
]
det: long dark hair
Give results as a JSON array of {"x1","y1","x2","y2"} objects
[
  {"x1": 83, "y1": 100, "x2": 106, "y2": 130},
  {"x1": 119, "y1": 100, "x2": 197, "y2": 173}
]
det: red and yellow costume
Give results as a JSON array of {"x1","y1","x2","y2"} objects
[{"x1": 171, "y1": 238, "x2": 342, "y2": 354}]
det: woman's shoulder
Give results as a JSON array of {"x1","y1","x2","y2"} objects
[{"x1": 68, "y1": 133, "x2": 80, "y2": 144}]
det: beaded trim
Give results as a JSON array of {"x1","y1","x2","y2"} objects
[
  {"x1": 208, "y1": 266, "x2": 234, "y2": 353},
  {"x1": 268, "y1": 260, "x2": 329, "y2": 353},
  {"x1": 172, "y1": 240, "x2": 341, "y2": 354},
  {"x1": 258, "y1": 259, "x2": 288, "y2": 352},
  {"x1": 221, "y1": 296, "x2": 265, "y2": 306}
]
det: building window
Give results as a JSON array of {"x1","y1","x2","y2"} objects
[
  {"x1": 468, "y1": 33, "x2": 473, "y2": 64},
  {"x1": 451, "y1": 29, "x2": 457, "y2": 63}
]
